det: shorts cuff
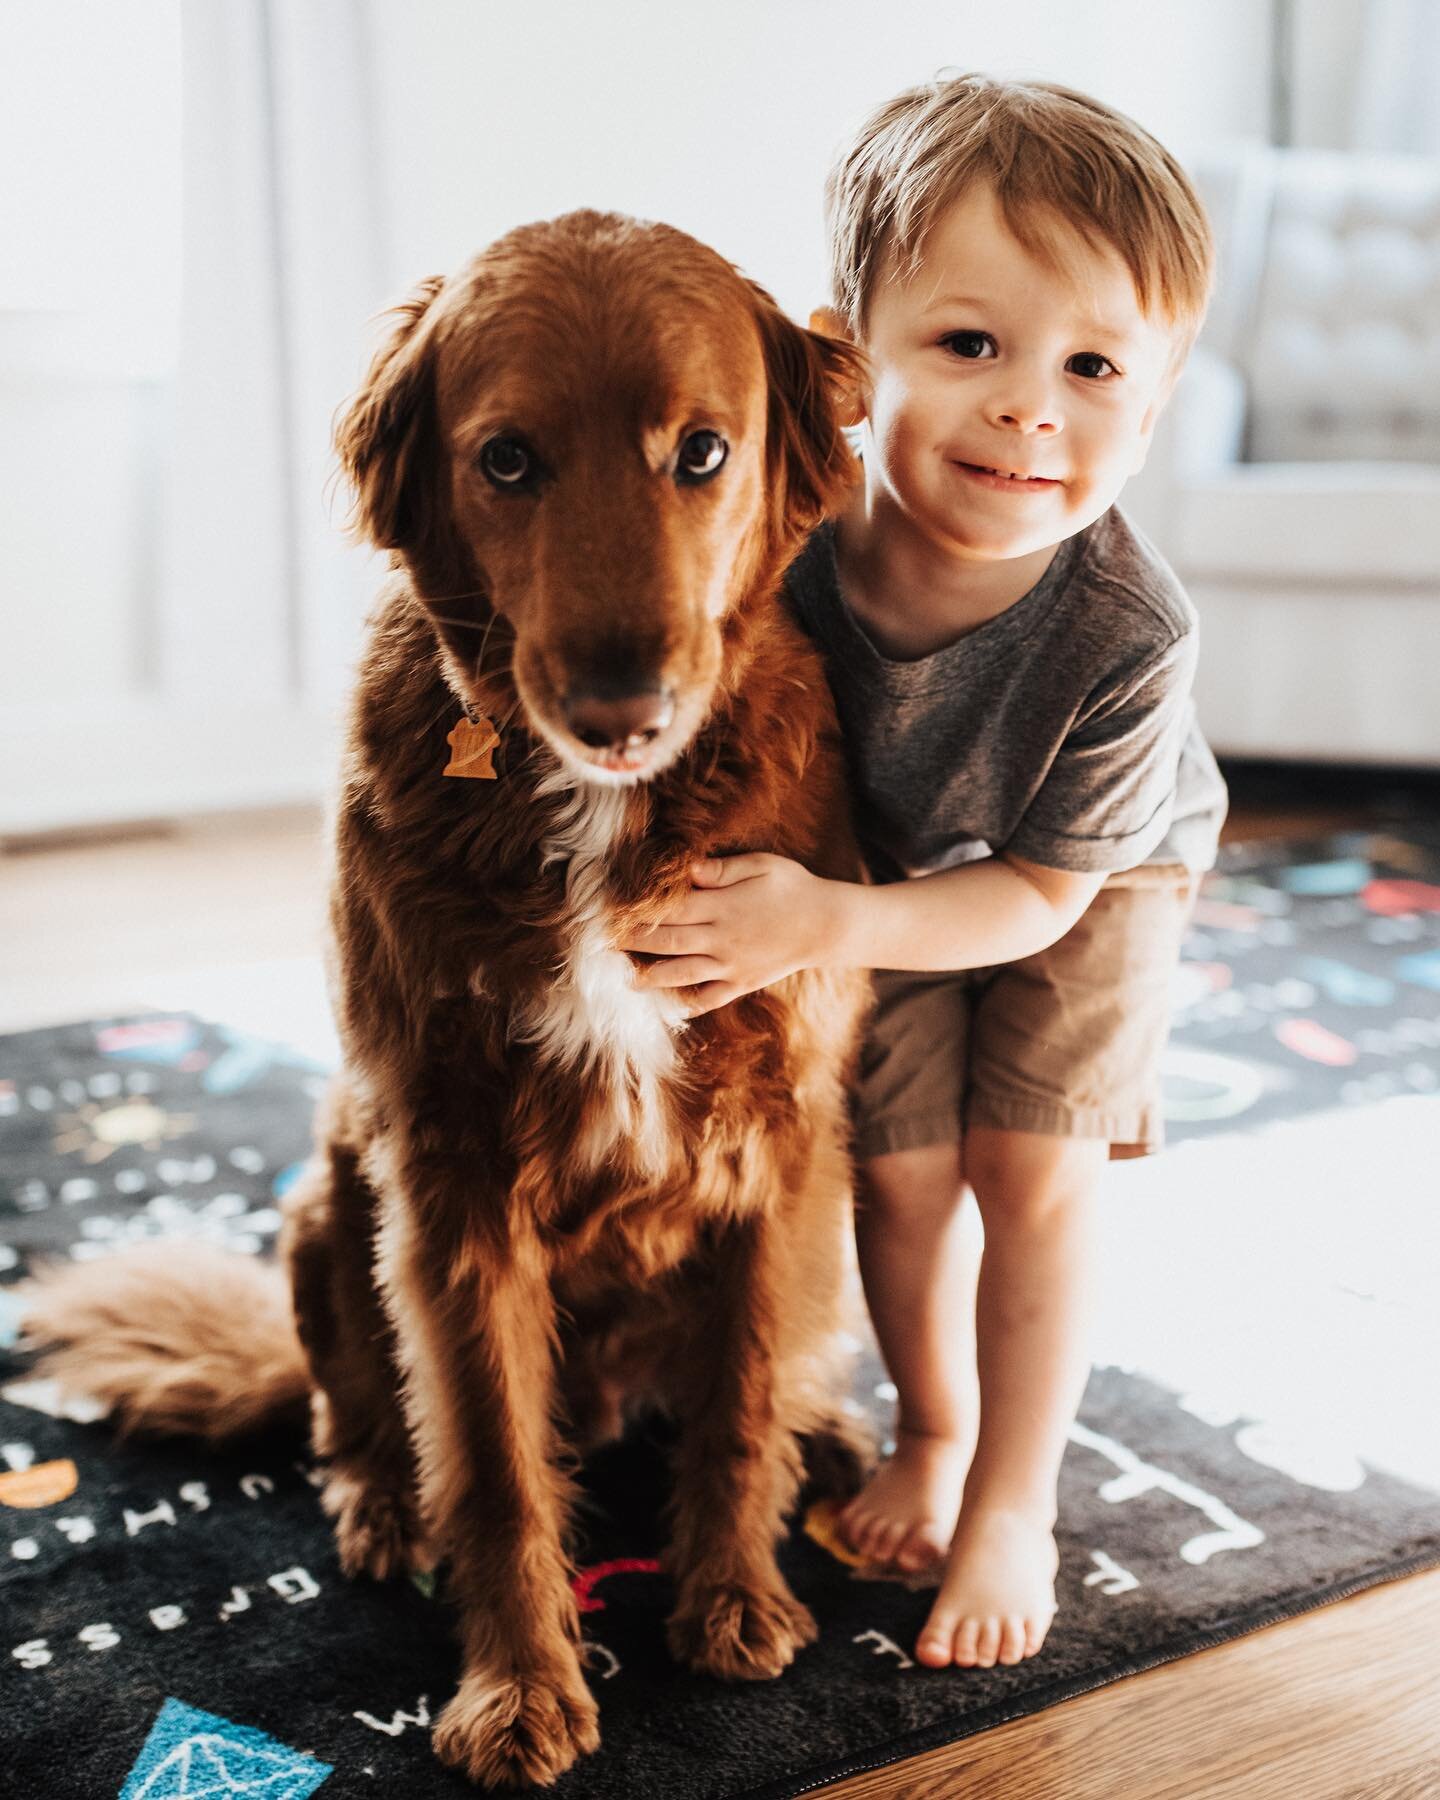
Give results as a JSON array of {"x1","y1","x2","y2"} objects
[
  {"x1": 853, "y1": 1108, "x2": 963, "y2": 1161},
  {"x1": 966, "y1": 1095, "x2": 1164, "y2": 1156}
]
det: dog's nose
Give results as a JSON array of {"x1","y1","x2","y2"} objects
[{"x1": 563, "y1": 684, "x2": 676, "y2": 754}]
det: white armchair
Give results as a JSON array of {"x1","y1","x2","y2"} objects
[{"x1": 1126, "y1": 147, "x2": 1440, "y2": 767}]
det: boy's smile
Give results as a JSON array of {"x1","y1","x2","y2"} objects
[
  {"x1": 838, "y1": 183, "x2": 1180, "y2": 578},
  {"x1": 952, "y1": 462, "x2": 1062, "y2": 493}
]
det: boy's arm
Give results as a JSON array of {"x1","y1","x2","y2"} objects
[
  {"x1": 831, "y1": 852, "x2": 1106, "y2": 972},
  {"x1": 625, "y1": 851, "x2": 1107, "y2": 1013}
]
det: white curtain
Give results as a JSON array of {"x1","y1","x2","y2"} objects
[
  {"x1": 1288, "y1": 0, "x2": 1440, "y2": 155},
  {"x1": 1349, "y1": 0, "x2": 1440, "y2": 154},
  {"x1": 165, "y1": 0, "x2": 390, "y2": 716},
  {"x1": 0, "y1": 0, "x2": 391, "y2": 833}
]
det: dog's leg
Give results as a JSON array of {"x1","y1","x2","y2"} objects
[
  {"x1": 373, "y1": 1158, "x2": 599, "y2": 1789},
  {"x1": 664, "y1": 1208, "x2": 821, "y2": 1681},
  {"x1": 800, "y1": 1405, "x2": 878, "y2": 1505},
  {"x1": 284, "y1": 1143, "x2": 425, "y2": 1581}
]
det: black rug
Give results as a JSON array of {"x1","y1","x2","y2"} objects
[{"x1": 2, "y1": 830, "x2": 1439, "y2": 1799}]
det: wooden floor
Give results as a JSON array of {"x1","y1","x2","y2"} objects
[{"x1": 3, "y1": 772, "x2": 1439, "y2": 1798}]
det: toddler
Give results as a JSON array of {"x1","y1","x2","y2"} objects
[{"x1": 628, "y1": 73, "x2": 1228, "y2": 1672}]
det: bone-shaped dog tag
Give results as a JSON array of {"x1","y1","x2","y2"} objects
[{"x1": 443, "y1": 713, "x2": 500, "y2": 779}]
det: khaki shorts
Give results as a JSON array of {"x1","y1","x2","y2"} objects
[{"x1": 852, "y1": 863, "x2": 1201, "y2": 1164}]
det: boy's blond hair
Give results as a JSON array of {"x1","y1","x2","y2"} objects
[{"x1": 827, "y1": 73, "x2": 1213, "y2": 344}]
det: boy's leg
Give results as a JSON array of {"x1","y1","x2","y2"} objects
[
  {"x1": 840, "y1": 1143, "x2": 982, "y2": 1568},
  {"x1": 914, "y1": 1125, "x2": 1106, "y2": 1670}
]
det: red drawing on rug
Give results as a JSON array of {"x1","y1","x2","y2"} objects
[
  {"x1": 1273, "y1": 1019, "x2": 1359, "y2": 1067},
  {"x1": 571, "y1": 1558, "x2": 662, "y2": 1614},
  {"x1": 1362, "y1": 879, "x2": 1440, "y2": 917}
]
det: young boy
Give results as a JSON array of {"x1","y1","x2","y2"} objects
[{"x1": 626, "y1": 74, "x2": 1228, "y2": 1672}]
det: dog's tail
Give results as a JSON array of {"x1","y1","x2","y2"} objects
[{"x1": 20, "y1": 1243, "x2": 309, "y2": 1443}]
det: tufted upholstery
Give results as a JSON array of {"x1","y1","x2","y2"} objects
[
  {"x1": 1237, "y1": 152, "x2": 1440, "y2": 464},
  {"x1": 1125, "y1": 146, "x2": 1440, "y2": 766}
]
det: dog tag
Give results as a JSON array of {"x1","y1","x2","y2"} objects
[{"x1": 443, "y1": 713, "x2": 500, "y2": 780}]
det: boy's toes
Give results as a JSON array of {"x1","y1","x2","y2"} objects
[
  {"x1": 998, "y1": 1616, "x2": 1028, "y2": 1664},
  {"x1": 894, "y1": 1522, "x2": 942, "y2": 1570},
  {"x1": 839, "y1": 1502, "x2": 874, "y2": 1557},
  {"x1": 952, "y1": 1618, "x2": 982, "y2": 1667},
  {"x1": 915, "y1": 1608, "x2": 958, "y2": 1667},
  {"x1": 1025, "y1": 1613, "x2": 1053, "y2": 1657},
  {"x1": 855, "y1": 1514, "x2": 893, "y2": 1562},
  {"x1": 856, "y1": 1513, "x2": 896, "y2": 1564},
  {"x1": 974, "y1": 1619, "x2": 1002, "y2": 1667},
  {"x1": 852, "y1": 1514, "x2": 883, "y2": 1560}
]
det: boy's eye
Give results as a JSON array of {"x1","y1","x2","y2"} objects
[
  {"x1": 940, "y1": 330, "x2": 996, "y2": 360},
  {"x1": 1067, "y1": 351, "x2": 1118, "y2": 380}
]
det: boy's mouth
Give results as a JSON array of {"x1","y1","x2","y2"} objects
[{"x1": 954, "y1": 460, "x2": 1060, "y2": 490}]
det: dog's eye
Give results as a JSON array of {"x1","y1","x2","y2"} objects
[
  {"x1": 479, "y1": 437, "x2": 532, "y2": 488},
  {"x1": 676, "y1": 430, "x2": 727, "y2": 484}
]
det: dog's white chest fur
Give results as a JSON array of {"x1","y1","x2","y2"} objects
[{"x1": 512, "y1": 769, "x2": 687, "y2": 1171}]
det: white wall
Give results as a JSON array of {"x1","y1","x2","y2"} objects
[
  {"x1": 2, "y1": 0, "x2": 1275, "y2": 831},
  {"x1": 367, "y1": 0, "x2": 1273, "y2": 322}
]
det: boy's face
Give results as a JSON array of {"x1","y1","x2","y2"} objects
[{"x1": 841, "y1": 184, "x2": 1181, "y2": 562}]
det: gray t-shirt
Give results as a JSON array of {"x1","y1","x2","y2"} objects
[{"x1": 785, "y1": 506, "x2": 1228, "y2": 882}]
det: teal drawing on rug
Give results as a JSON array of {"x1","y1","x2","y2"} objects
[
  {"x1": 1295, "y1": 957, "x2": 1396, "y2": 1007},
  {"x1": 0, "y1": 1288, "x2": 25, "y2": 1347},
  {"x1": 1396, "y1": 948, "x2": 1440, "y2": 993},
  {"x1": 118, "y1": 1697, "x2": 332, "y2": 1798},
  {"x1": 205, "y1": 1028, "x2": 327, "y2": 1096},
  {"x1": 1276, "y1": 858, "x2": 1372, "y2": 897}
]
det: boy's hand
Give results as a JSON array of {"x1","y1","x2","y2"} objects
[{"x1": 624, "y1": 854, "x2": 843, "y2": 1015}]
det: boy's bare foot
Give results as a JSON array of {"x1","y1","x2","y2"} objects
[
  {"x1": 914, "y1": 1505, "x2": 1058, "y2": 1668},
  {"x1": 838, "y1": 1426, "x2": 970, "y2": 1571}
]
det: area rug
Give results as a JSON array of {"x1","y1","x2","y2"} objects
[{"x1": 2, "y1": 829, "x2": 1439, "y2": 1799}]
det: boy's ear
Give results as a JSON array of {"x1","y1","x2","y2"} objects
[
  {"x1": 1130, "y1": 357, "x2": 1183, "y2": 476},
  {"x1": 1130, "y1": 404, "x2": 1160, "y2": 477},
  {"x1": 808, "y1": 307, "x2": 867, "y2": 426}
]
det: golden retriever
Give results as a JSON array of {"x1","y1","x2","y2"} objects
[{"x1": 25, "y1": 210, "x2": 871, "y2": 1788}]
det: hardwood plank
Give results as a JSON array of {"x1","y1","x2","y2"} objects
[
  {"x1": 816, "y1": 1566, "x2": 1440, "y2": 1799},
  {"x1": 0, "y1": 807, "x2": 327, "y2": 1033}
]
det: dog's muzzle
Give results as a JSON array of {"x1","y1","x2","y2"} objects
[{"x1": 562, "y1": 681, "x2": 676, "y2": 759}]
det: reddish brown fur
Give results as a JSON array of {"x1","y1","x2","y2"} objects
[{"x1": 25, "y1": 211, "x2": 873, "y2": 1790}]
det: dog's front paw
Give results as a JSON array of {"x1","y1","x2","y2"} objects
[
  {"x1": 667, "y1": 1577, "x2": 819, "y2": 1681},
  {"x1": 321, "y1": 1467, "x2": 428, "y2": 1582},
  {"x1": 432, "y1": 1663, "x2": 601, "y2": 1789}
]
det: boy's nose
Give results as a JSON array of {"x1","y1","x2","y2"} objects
[
  {"x1": 987, "y1": 375, "x2": 1062, "y2": 435},
  {"x1": 994, "y1": 407, "x2": 1061, "y2": 434}
]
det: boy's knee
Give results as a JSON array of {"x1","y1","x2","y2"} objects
[
  {"x1": 857, "y1": 1139, "x2": 966, "y2": 1220},
  {"x1": 964, "y1": 1127, "x2": 1107, "y2": 1225}
]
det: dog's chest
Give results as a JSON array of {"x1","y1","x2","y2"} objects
[{"x1": 511, "y1": 775, "x2": 688, "y2": 1173}]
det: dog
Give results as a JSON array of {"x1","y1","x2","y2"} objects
[{"x1": 23, "y1": 210, "x2": 873, "y2": 1789}]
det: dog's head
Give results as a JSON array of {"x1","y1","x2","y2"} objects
[{"x1": 335, "y1": 211, "x2": 862, "y2": 785}]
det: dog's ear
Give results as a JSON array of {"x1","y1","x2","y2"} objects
[
  {"x1": 333, "y1": 275, "x2": 447, "y2": 551},
  {"x1": 747, "y1": 282, "x2": 866, "y2": 542}
]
